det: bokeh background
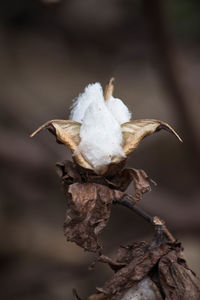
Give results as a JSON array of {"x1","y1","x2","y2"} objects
[{"x1": 1, "y1": 0, "x2": 200, "y2": 299}]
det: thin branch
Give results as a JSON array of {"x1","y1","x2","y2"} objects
[
  {"x1": 119, "y1": 197, "x2": 153, "y2": 224},
  {"x1": 116, "y1": 196, "x2": 176, "y2": 243}
]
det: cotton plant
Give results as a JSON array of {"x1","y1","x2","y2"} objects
[
  {"x1": 31, "y1": 78, "x2": 182, "y2": 174},
  {"x1": 30, "y1": 80, "x2": 193, "y2": 300}
]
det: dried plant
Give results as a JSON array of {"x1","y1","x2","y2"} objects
[{"x1": 31, "y1": 79, "x2": 199, "y2": 300}]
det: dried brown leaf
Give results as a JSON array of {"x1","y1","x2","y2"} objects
[
  {"x1": 57, "y1": 160, "x2": 153, "y2": 201},
  {"x1": 106, "y1": 168, "x2": 154, "y2": 203},
  {"x1": 56, "y1": 161, "x2": 154, "y2": 253},
  {"x1": 128, "y1": 168, "x2": 155, "y2": 201},
  {"x1": 64, "y1": 183, "x2": 124, "y2": 252},
  {"x1": 159, "y1": 247, "x2": 200, "y2": 300},
  {"x1": 121, "y1": 119, "x2": 182, "y2": 156},
  {"x1": 97, "y1": 241, "x2": 170, "y2": 295}
]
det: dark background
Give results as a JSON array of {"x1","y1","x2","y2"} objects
[{"x1": 0, "y1": 0, "x2": 200, "y2": 299}]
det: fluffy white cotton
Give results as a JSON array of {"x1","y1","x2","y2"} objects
[
  {"x1": 70, "y1": 82, "x2": 103, "y2": 123},
  {"x1": 70, "y1": 82, "x2": 131, "y2": 171},
  {"x1": 107, "y1": 96, "x2": 131, "y2": 124}
]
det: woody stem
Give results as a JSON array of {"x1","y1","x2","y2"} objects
[{"x1": 116, "y1": 197, "x2": 176, "y2": 243}]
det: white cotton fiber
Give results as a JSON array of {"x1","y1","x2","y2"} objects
[
  {"x1": 118, "y1": 277, "x2": 160, "y2": 300},
  {"x1": 107, "y1": 96, "x2": 131, "y2": 124},
  {"x1": 70, "y1": 82, "x2": 103, "y2": 123},
  {"x1": 70, "y1": 82, "x2": 131, "y2": 172}
]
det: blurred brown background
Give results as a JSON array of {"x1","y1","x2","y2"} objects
[{"x1": 0, "y1": 0, "x2": 200, "y2": 299}]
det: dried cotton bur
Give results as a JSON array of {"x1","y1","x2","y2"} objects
[
  {"x1": 31, "y1": 79, "x2": 200, "y2": 300},
  {"x1": 31, "y1": 78, "x2": 182, "y2": 175}
]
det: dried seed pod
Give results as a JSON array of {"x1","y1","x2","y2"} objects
[
  {"x1": 30, "y1": 80, "x2": 182, "y2": 174},
  {"x1": 121, "y1": 119, "x2": 182, "y2": 156}
]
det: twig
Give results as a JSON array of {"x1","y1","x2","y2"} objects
[
  {"x1": 119, "y1": 197, "x2": 153, "y2": 224},
  {"x1": 116, "y1": 196, "x2": 176, "y2": 243}
]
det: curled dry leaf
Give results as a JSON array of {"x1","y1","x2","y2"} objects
[
  {"x1": 56, "y1": 160, "x2": 154, "y2": 252},
  {"x1": 159, "y1": 247, "x2": 200, "y2": 300},
  {"x1": 64, "y1": 183, "x2": 124, "y2": 252},
  {"x1": 56, "y1": 160, "x2": 154, "y2": 197},
  {"x1": 105, "y1": 168, "x2": 155, "y2": 202},
  {"x1": 126, "y1": 168, "x2": 156, "y2": 201}
]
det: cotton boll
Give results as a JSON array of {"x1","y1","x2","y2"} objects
[
  {"x1": 107, "y1": 96, "x2": 132, "y2": 124},
  {"x1": 78, "y1": 93, "x2": 125, "y2": 172},
  {"x1": 117, "y1": 277, "x2": 162, "y2": 300},
  {"x1": 70, "y1": 82, "x2": 103, "y2": 122},
  {"x1": 70, "y1": 82, "x2": 127, "y2": 172}
]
